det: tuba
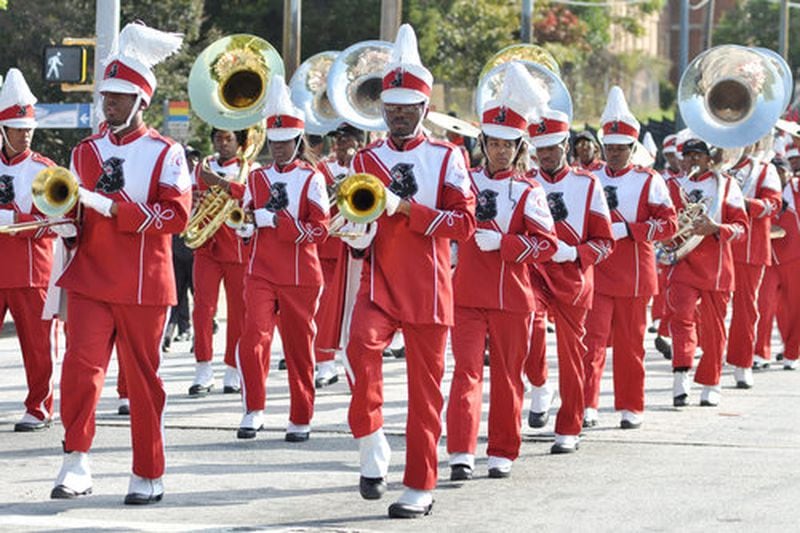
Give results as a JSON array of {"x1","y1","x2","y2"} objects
[
  {"x1": 290, "y1": 51, "x2": 341, "y2": 135},
  {"x1": 327, "y1": 40, "x2": 393, "y2": 131},
  {"x1": 183, "y1": 34, "x2": 281, "y2": 249},
  {"x1": 475, "y1": 44, "x2": 573, "y2": 122},
  {"x1": 0, "y1": 167, "x2": 78, "y2": 234}
]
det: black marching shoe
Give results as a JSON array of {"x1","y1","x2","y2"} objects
[
  {"x1": 449, "y1": 464, "x2": 473, "y2": 481},
  {"x1": 314, "y1": 374, "x2": 339, "y2": 389},
  {"x1": 359, "y1": 476, "x2": 387, "y2": 500},
  {"x1": 388, "y1": 501, "x2": 433, "y2": 519},
  {"x1": 278, "y1": 359, "x2": 287, "y2": 370},
  {"x1": 673, "y1": 394, "x2": 689, "y2": 407},
  {"x1": 285, "y1": 431, "x2": 310, "y2": 442},
  {"x1": 655, "y1": 336, "x2": 672, "y2": 360},
  {"x1": 188, "y1": 383, "x2": 213, "y2": 397},
  {"x1": 14, "y1": 413, "x2": 51, "y2": 432},
  {"x1": 528, "y1": 410, "x2": 550, "y2": 429},
  {"x1": 51, "y1": 485, "x2": 92, "y2": 499},
  {"x1": 488, "y1": 468, "x2": 510, "y2": 479},
  {"x1": 124, "y1": 476, "x2": 164, "y2": 505}
]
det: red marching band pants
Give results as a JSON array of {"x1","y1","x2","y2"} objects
[
  {"x1": 0, "y1": 287, "x2": 54, "y2": 421},
  {"x1": 236, "y1": 278, "x2": 321, "y2": 424},
  {"x1": 667, "y1": 281, "x2": 730, "y2": 385},
  {"x1": 755, "y1": 261, "x2": 800, "y2": 361},
  {"x1": 60, "y1": 291, "x2": 168, "y2": 479},
  {"x1": 192, "y1": 254, "x2": 246, "y2": 368},
  {"x1": 726, "y1": 263, "x2": 765, "y2": 368},
  {"x1": 447, "y1": 306, "x2": 532, "y2": 461},
  {"x1": 584, "y1": 294, "x2": 649, "y2": 413},
  {"x1": 345, "y1": 297, "x2": 448, "y2": 491},
  {"x1": 314, "y1": 257, "x2": 338, "y2": 364},
  {"x1": 524, "y1": 294, "x2": 588, "y2": 437}
]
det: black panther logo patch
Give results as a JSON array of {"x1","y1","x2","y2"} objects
[
  {"x1": 537, "y1": 121, "x2": 547, "y2": 134},
  {"x1": 108, "y1": 63, "x2": 118, "y2": 77},
  {"x1": 493, "y1": 107, "x2": 507, "y2": 124},
  {"x1": 390, "y1": 70, "x2": 403, "y2": 87},
  {"x1": 547, "y1": 191, "x2": 568, "y2": 222},
  {"x1": 96, "y1": 157, "x2": 125, "y2": 194},
  {"x1": 18, "y1": 105, "x2": 29, "y2": 117},
  {"x1": 274, "y1": 116, "x2": 283, "y2": 128},
  {"x1": 476, "y1": 189, "x2": 499, "y2": 222},
  {"x1": 603, "y1": 185, "x2": 619, "y2": 211},
  {"x1": 264, "y1": 182, "x2": 289, "y2": 212},
  {"x1": 687, "y1": 189, "x2": 704, "y2": 204},
  {"x1": 0, "y1": 175, "x2": 15, "y2": 204},
  {"x1": 388, "y1": 163, "x2": 418, "y2": 199}
]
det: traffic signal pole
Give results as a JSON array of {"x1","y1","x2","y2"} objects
[{"x1": 93, "y1": 0, "x2": 120, "y2": 132}]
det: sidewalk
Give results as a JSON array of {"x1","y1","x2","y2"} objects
[{"x1": 1, "y1": 313, "x2": 798, "y2": 531}]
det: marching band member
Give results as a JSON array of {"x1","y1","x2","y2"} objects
[
  {"x1": 446, "y1": 64, "x2": 557, "y2": 480},
  {"x1": 572, "y1": 130, "x2": 604, "y2": 172},
  {"x1": 343, "y1": 24, "x2": 475, "y2": 518},
  {"x1": 0, "y1": 68, "x2": 57, "y2": 432},
  {"x1": 188, "y1": 128, "x2": 251, "y2": 396},
  {"x1": 582, "y1": 87, "x2": 677, "y2": 429},
  {"x1": 755, "y1": 152, "x2": 800, "y2": 369},
  {"x1": 724, "y1": 144, "x2": 782, "y2": 388},
  {"x1": 52, "y1": 23, "x2": 190, "y2": 504},
  {"x1": 524, "y1": 106, "x2": 614, "y2": 452},
  {"x1": 234, "y1": 75, "x2": 329, "y2": 442},
  {"x1": 666, "y1": 139, "x2": 748, "y2": 407},
  {"x1": 313, "y1": 123, "x2": 364, "y2": 388}
]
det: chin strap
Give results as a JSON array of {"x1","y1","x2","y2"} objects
[
  {"x1": 110, "y1": 93, "x2": 143, "y2": 134},
  {"x1": 0, "y1": 126, "x2": 18, "y2": 154},
  {"x1": 382, "y1": 102, "x2": 429, "y2": 140}
]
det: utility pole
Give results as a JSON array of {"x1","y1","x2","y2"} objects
[
  {"x1": 778, "y1": 0, "x2": 789, "y2": 60},
  {"x1": 677, "y1": 0, "x2": 690, "y2": 130},
  {"x1": 380, "y1": 0, "x2": 402, "y2": 41},
  {"x1": 521, "y1": 0, "x2": 534, "y2": 43},
  {"x1": 93, "y1": 0, "x2": 119, "y2": 132},
  {"x1": 704, "y1": 0, "x2": 715, "y2": 49},
  {"x1": 283, "y1": 0, "x2": 301, "y2": 80}
]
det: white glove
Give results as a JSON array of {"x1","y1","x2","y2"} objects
[
  {"x1": 253, "y1": 208, "x2": 277, "y2": 228},
  {"x1": 474, "y1": 229, "x2": 502, "y2": 252},
  {"x1": 342, "y1": 221, "x2": 378, "y2": 250},
  {"x1": 0, "y1": 209, "x2": 14, "y2": 225},
  {"x1": 50, "y1": 223, "x2": 77, "y2": 238},
  {"x1": 384, "y1": 187, "x2": 402, "y2": 217},
  {"x1": 551, "y1": 240, "x2": 578, "y2": 263},
  {"x1": 611, "y1": 222, "x2": 629, "y2": 240},
  {"x1": 236, "y1": 223, "x2": 255, "y2": 239},
  {"x1": 79, "y1": 188, "x2": 113, "y2": 217}
]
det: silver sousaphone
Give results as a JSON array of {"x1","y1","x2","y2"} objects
[{"x1": 290, "y1": 51, "x2": 342, "y2": 135}]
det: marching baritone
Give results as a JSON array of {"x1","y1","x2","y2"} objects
[
  {"x1": 582, "y1": 87, "x2": 677, "y2": 429},
  {"x1": 0, "y1": 68, "x2": 58, "y2": 432},
  {"x1": 724, "y1": 145, "x2": 782, "y2": 388},
  {"x1": 52, "y1": 23, "x2": 190, "y2": 504},
  {"x1": 524, "y1": 106, "x2": 614, "y2": 452},
  {"x1": 234, "y1": 75, "x2": 330, "y2": 443},
  {"x1": 446, "y1": 63, "x2": 557, "y2": 481},
  {"x1": 188, "y1": 128, "x2": 251, "y2": 396},
  {"x1": 342, "y1": 24, "x2": 476, "y2": 518},
  {"x1": 666, "y1": 139, "x2": 748, "y2": 407}
]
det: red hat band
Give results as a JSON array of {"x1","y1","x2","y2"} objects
[
  {"x1": 602, "y1": 120, "x2": 638, "y2": 139},
  {"x1": 104, "y1": 60, "x2": 154, "y2": 98},
  {"x1": 267, "y1": 114, "x2": 304, "y2": 130},
  {"x1": 0, "y1": 104, "x2": 35, "y2": 122},
  {"x1": 529, "y1": 117, "x2": 570, "y2": 137},
  {"x1": 482, "y1": 106, "x2": 526, "y2": 131},
  {"x1": 382, "y1": 68, "x2": 431, "y2": 97}
]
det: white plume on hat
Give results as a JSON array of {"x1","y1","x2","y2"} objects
[
  {"x1": 0, "y1": 68, "x2": 38, "y2": 128},
  {"x1": 264, "y1": 75, "x2": 305, "y2": 142},
  {"x1": 600, "y1": 86, "x2": 640, "y2": 145},
  {"x1": 642, "y1": 131, "x2": 657, "y2": 158},
  {"x1": 98, "y1": 22, "x2": 183, "y2": 104},
  {"x1": 481, "y1": 62, "x2": 544, "y2": 140},
  {"x1": 381, "y1": 24, "x2": 433, "y2": 105}
]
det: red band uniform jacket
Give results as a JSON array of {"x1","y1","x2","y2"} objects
[
  {"x1": 592, "y1": 164, "x2": 677, "y2": 297},
  {"x1": 729, "y1": 157, "x2": 782, "y2": 266},
  {"x1": 666, "y1": 171, "x2": 749, "y2": 291},
  {"x1": 351, "y1": 135, "x2": 476, "y2": 325},
  {"x1": 58, "y1": 125, "x2": 192, "y2": 304},
  {"x1": 773, "y1": 178, "x2": 800, "y2": 265},
  {"x1": 454, "y1": 167, "x2": 557, "y2": 312},
  {"x1": 316, "y1": 157, "x2": 348, "y2": 261},
  {"x1": 243, "y1": 160, "x2": 330, "y2": 287},
  {"x1": 0, "y1": 149, "x2": 56, "y2": 289},
  {"x1": 529, "y1": 165, "x2": 614, "y2": 308}
]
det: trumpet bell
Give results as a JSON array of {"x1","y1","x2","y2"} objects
[
  {"x1": 678, "y1": 45, "x2": 787, "y2": 149},
  {"x1": 290, "y1": 51, "x2": 341, "y2": 135},
  {"x1": 336, "y1": 173, "x2": 386, "y2": 224},
  {"x1": 475, "y1": 44, "x2": 572, "y2": 122},
  {"x1": 328, "y1": 40, "x2": 393, "y2": 132},
  {"x1": 32, "y1": 167, "x2": 79, "y2": 218},
  {"x1": 188, "y1": 34, "x2": 284, "y2": 131}
]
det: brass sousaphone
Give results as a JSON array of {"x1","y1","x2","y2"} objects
[
  {"x1": 290, "y1": 50, "x2": 341, "y2": 135},
  {"x1": 183, "y1": 34, "x2": 283, "y2": 248}
]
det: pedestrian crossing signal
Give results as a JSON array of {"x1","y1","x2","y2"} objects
[{"x1": 43, "y1": 46, "x2": 87, "y2": 84}]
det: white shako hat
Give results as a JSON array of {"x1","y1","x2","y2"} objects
[
  {"x1": 0, "y1": 68, "x2": 37, "y2": 128},
  {"x1": 381, "y1": 24, "x2": 433, "y2": 105},
  {"x1": 662, "y1": 134, "x2": 678, "y2": 155},
  {"x1": 786, "y1": 143, "x2": 800, "y2": 159},
  {"x1": 527, "y1": 106, "x2": 571, "y2": 148},
  {"x1": 264, "y1": 75, "x2": 306, "y2": 142},
  {"x1": 600, "y1": 86, "x2": 640, "y2": 145},
  {"x1": 98, "y1": 22, "x2": 183, "y2": 105},
  {"x1": 481, "y1": 62, "x2": 543, "y2": 140}
]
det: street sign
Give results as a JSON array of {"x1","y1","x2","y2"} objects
[
  {"x1": 165, "y1": 100, "x2": 191, "y2": 142},
  {"x1": 43, "y1": 46, "x2": 87, "y2": 84},
  {"x1": 35, "y1": 103, "x2": 93, "y2": 129}
]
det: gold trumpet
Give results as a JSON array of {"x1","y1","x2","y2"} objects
[
  {"x1": 328, "y1": 173, "x2": 386, "y2": 237},
  {"x1": 0, "y1": 166, "x2": 78, "y2": 234},
  {"x1": 182, "y1": 34, "x2": 281, "y2": 249}
]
